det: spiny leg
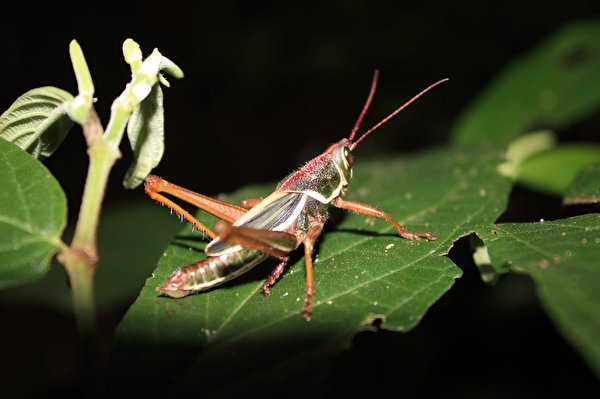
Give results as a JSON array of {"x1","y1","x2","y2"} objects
[
  {"x1": 331, "y1": 197, "x2": 436, "y2": 240},
  {"x1": 260, "y1": 257, "x2": 289, "y2": 296},
  {"x1": 145, "y1": 180, "x2": 217, "y2": 239},
  {"x1": 145, "y1": 175, "x2": 247, "y2": 222},
  {"x1": 144, "y1": 175, "x2": 249, "y2": 239}
]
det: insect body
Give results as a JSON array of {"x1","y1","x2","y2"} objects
[{"x1": 144, "y1": 71, "x2": 447, "y2": 319}]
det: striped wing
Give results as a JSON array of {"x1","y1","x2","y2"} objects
[{"x1": 205, "y1": 192, "x2": 306, "y2": 256}]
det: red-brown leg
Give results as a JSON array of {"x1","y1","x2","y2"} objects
[
  {"x1": 301, "y1": 222, "x2": 324, "y2": 320},
  {"x1": 331, "y1": 197, "x2": 436, "y2": 240},
  {"x1": 145, "y1": 175, "x2": 247, "y2": 221},
  {"x1": 144, "y1": 175, "x2": 249, "y2": 239},
  {"x1": 215, "y1": 221, "x2": 299, "y2": 258},
  {"x1": 260, "y1": 257, "x2": 289, "y2": 296}
]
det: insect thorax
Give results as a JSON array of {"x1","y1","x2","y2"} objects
[{"x1": 281, "y1": 156, "x2": 349, "y2": 203}]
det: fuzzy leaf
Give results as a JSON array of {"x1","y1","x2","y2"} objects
[
  {"x1": 159, "y1": 55, "x2": 184, "y2": 80},
  {"x1": 110, "y1": 145, "x2": 512, "y2": 396},
  {"x1": 0, "y1": 87, "x2": 75, "y2": 159},
  {"x1": 0, "y1": 139, "x2": 66, "y2": 288},
  {"x1": 474, "y1": 215, "x2": 600, "y2": 376},
  {"x1": 123, "y1": 84, "x2": 165, "y2": 189}
]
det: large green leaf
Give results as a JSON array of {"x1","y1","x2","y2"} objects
[
  {"x1": 453, "y1": 19, "x2": 600, "y2": 145},
  {"x1": 474, "y1": 215, "x2": 600, "y2": 376},
  {"x1": 0, "y1": 139, "x2": 66, "y2": 288},
  {"x1": 0, "y1": 87, "x2": 75, "y2": 159},
  {"x1": 109, "y1": 145, "x2": 512, "y2": 396}
]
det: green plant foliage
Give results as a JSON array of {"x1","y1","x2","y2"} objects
[
  {"x1": 452, "y1": 19, "x2": 600, "y2": 145},
  {"x1": 564, "y1": 162, "x2": 600, "y2": 204},
  {"x1": 67, "y1": 40, "x2": 94, "y2": 125},
  {"x1": 123, "y1": 85, "x2": 165, "y2": 189},
  {"x1": 0, "y1": 139, "x2": 66, "y2": 288},
  {"x1": 496, "y1": 130, "x2": 556, "y2": 179},
  {"x1": 0, "y1": 200, "x2": 182, "y2": 313},
  {"x1": 474, "y1": 215, "x2": 600, "y2": 376},
  {"x1": 0, "y1": 87, "x2": 75, "y2": 159},
  {"x1": 122, "y1": 38, "x2": 143, "y2": 72},
  {"x1": 109, "y1": 145, "x2": 512, "y2": 396},
  {"x1": 159, "y1": 55, "x2": 185, "y2": 82},
  {"x1": 517, "y1": 144, "x2": 600, "y2": 195}
]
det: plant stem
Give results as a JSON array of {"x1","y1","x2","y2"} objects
[
  {"x1": 66, "y1": 105, "x2": 128, "y2": 318},
  {"x1": 60, "y1": 245, "x2": 101, "y2": 397},
  {"x1": 59, "y1": 107, "x2": 127, "y2": 396},
  {"x1": 71, "y1": 138, "x2": 120, "y2": 259}
]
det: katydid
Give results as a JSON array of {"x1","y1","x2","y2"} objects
[{"x1": 144, "y1": 71, "x2": 447, "y2": 319}]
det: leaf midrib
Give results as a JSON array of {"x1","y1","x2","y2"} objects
[{"x1": 0, "y1": 215, "x2": 63, "y2": 249}]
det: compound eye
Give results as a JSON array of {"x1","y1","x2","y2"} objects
[{"x1": 343, "y1": 146, "x2": 353, "y2": 166}]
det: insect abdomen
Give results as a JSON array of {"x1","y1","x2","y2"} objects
[{"x1": 157, "y1": 249, "x2": 269, "y2": 297}]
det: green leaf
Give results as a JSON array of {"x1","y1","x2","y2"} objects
[
  {"x1": 496, "y1": 130, "x2": 556, "y2": 179},
  {"x1": 0, "y1": 199, "x2": 181, "y2": 313},
  {"x1": 453, "y1": 19, "x2": 600, "y2": 145},
  {"x1": 0, "y1": 87, "x2": 75, "y2": 159},
  {"x1": 128, "y1": 48, "x2": 162, "y2": 104},
  {"x1": 474, "y1": 215, "x2": 600, "y2": 376},
  {"x1": 0, "y1": 139, "x2": 66, "y2": 288},
  {"x1": 123, "y1": 84, "x2": 165, "y2": 189},
  {"x1": 517, "y1": 144, "x2": 600, "y2": 195},
  {"x1": 159, "y1": 55, "x2": 184, "y2": 81},
  {"x1": 564, "y1": 162, "x2": 600, "y2": 205},
  {"x1": 110, "y1": 145, "x2": 512, "y2": 396},
  {"x1": 123, "y1": 38, "x2": 143, "y2": 73},
  {"x1": 67, "y1": 40, "x2": 95, "y2": 125}
]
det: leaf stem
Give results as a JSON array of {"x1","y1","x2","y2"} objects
[
  {"x1": 59, "y1": 244, "x2": 101, "y2": 397},
  {"x1": 71, "y1": 109, "x2": 121, "y2": 260}
]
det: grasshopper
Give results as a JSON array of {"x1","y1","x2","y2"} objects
[{"x1": 144, "y1": 71, "x2": 447, "y2": 319}]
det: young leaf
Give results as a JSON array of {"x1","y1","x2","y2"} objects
[
  {"x1": 517, "y1": 144, "x2": 600, "y2": 195},
  {"x1": 67, "y1": 40, "x2": 95, "y2": 125},
  {"x1": 123, "y1": 38, "x2": 143, "y2": 73},
  {"x1": 123, "y1": 84, "x2": 165, "y2": 189},
  {"x1": 158, "y1": 55, "x2": 184, "y2": 86},
  {"x1": 475, "y1": 215, "x2": 600, "y2": 376},
  {"x1": 0, "y1": 139, "x2": 66, "y2": 288},
  {"x1": 564, "y1": 163, "x2": 600, "y2": 204},
  {"x1": 109, "y1": 145, "x2": 512, "y2": 396},
  {"x1": 496, "y1": 130, "x2": 556, "y2": 179},
  {"x1": 453, "y1": 19, "x2": 600, "y2": 145},
  {"x1": 0, "y1": 87, "x2": 75, "y2": 159}
]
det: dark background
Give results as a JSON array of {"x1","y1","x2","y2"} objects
[
  {"x1": 1, "y1": 1, "x2": 599, "y2": 397},
  {"x1": 4, "y1": 1, "x2": 599, "y2": 207}
]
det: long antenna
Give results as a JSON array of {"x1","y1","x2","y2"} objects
[
  {"x1": 348, "y1": 70, "x2": 379, "y2": 142},
  {"x1": 350, "y1": 77, "x2": 449, "y2": 151}
]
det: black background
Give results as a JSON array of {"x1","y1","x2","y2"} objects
[{"x1": 1, "y1": 1, "x2": 599, "y2": 397}]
